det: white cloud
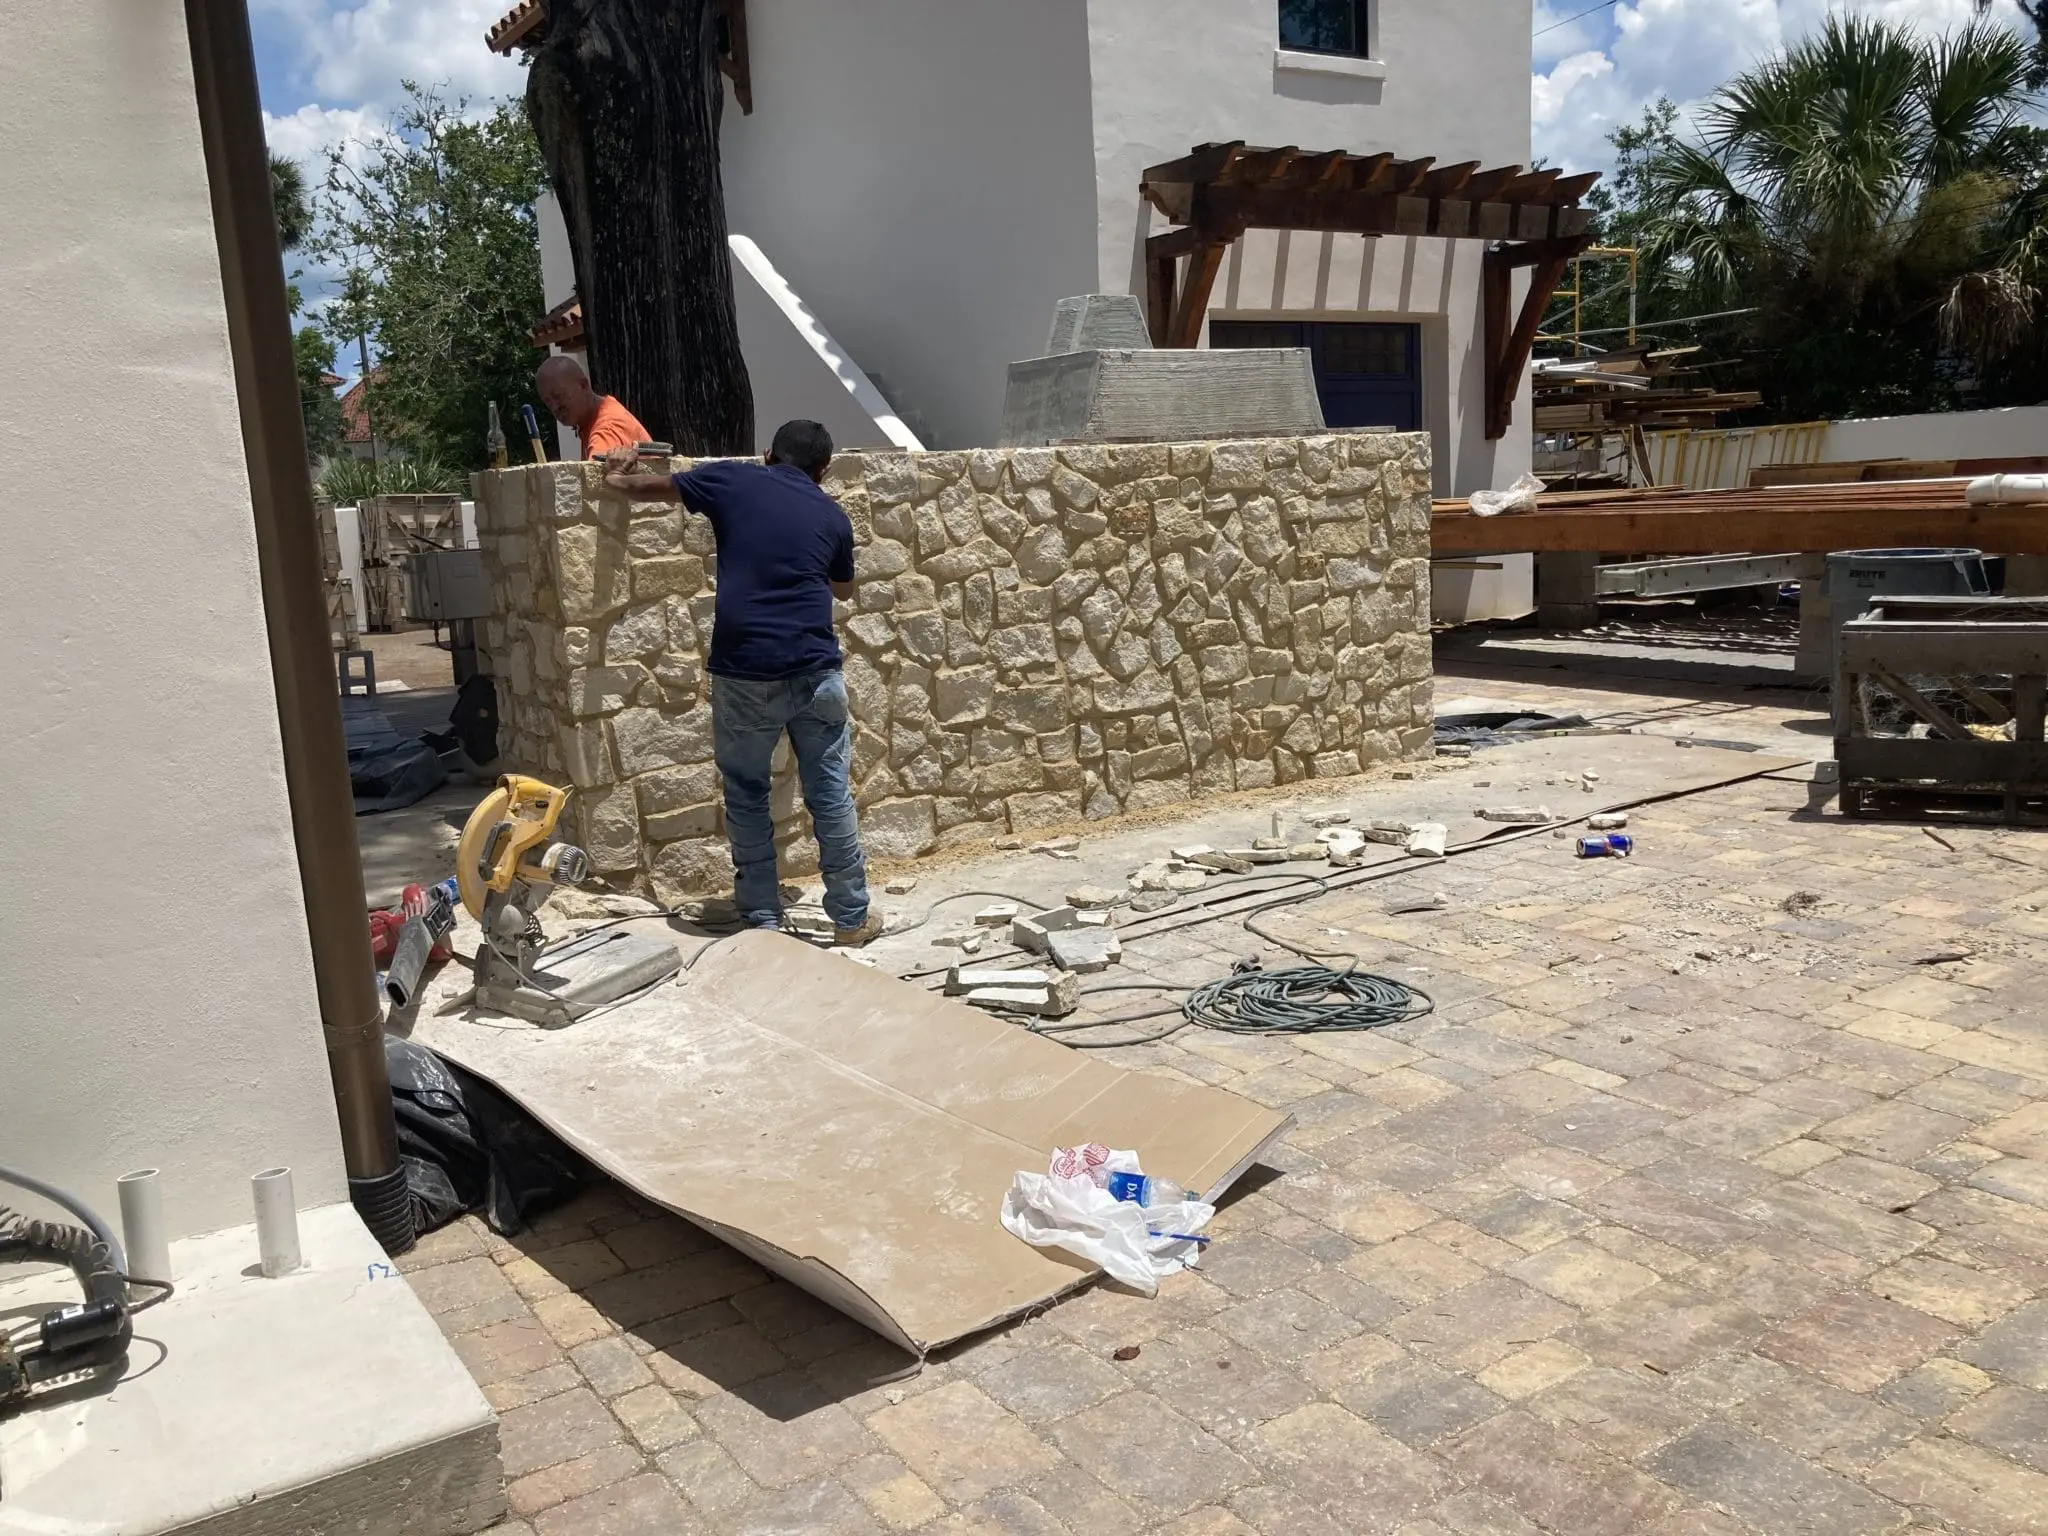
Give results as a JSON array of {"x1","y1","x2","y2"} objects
[
  {"x1": 1532, "y1": 0, "x2": 2038, "y2": 174},
  {"x1": 263, "y1": 102, "x2": 382, "y2": 175},
  {"x1": 258, "y1": 0, "x2": 524, "y2": 117}
]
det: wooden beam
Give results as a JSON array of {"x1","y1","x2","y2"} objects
[
  {"x1": 1432, "y1": 505, "x2": 2048, "y2": 556},
  {"x1": 1420, "y1": 161, "x2": 1481, "y2": 199},
  {"x1": 1341, "y1": 152, "x2": 1396, "y2": 193},
  {"x1": 1146, "y1": 226, "x2": 1211, "y2": 263},
  {"x1": 1390, "y1": 156, "x2": 1436, "y2": 194},
  {"x1": 1462, "y1": 166, "x2": 1523, "y2": 202},
  {"x1": 1139, "y1": 141, "x2": 1245, "y2": 188},
  {"x1": 1550, "y1": 171, "x2": 1601, "y2": 202},
  {"x1": 1868, "y1": 665, "x2": 1975, "y2": 741},
  {"x1": 1146, "y1": 248, "x2": 1179, "y2": 348},
  {"x1": 1499, "y1": 167, "x2": 1563, "y2": 203},
  {"x1": 1169, "y1": 242, "x2": 1227, "y2": 348},
  {"x1": 1482, "y1": 248, "x2": 1512, "y2": 439},
  {"x1": 1485, "y1": 238, "x2": 1585, "y2": 438}
]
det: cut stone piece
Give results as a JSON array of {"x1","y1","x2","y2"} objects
[
  {"x1": 1474, "y1": 805, "x2": 1555, "y2": 824},
  {"x1": 999, "y1": 347, "x2": 1325, "y2": 449},
  {"x1": 1406, "y1": 823, "x2": 1449, "y2": 859},
  {"x1": 1066, "y1": 885, "x2": 1123, "y2": 911},
  {"x1": 1189, "y1": 850, "x2": 1253, "y2": 874},
  {"x1": 884, "y1": 877, "x2": 919, "y2": 895},
  {"x1": 963, "y1": 971, "x2": 1080, "y2": 1017},
  {"x1": 1131, "y1": 889, "x2": 1179, "y2": 913},
  {"x1": 1359, "y1": 820, "x2": 1413, "y2": 845},
  {"x1": 1031, "y1": 835, "x2": 1082, "y2": 854},
  {"x1": 1172, "y1": 844, "x2": 1215, "y2": 860},
  {"x1": 1163, "y1": 870, "x2": 1209, "y2": 892},
  {"x1": 1588, "y1": 813, "x2": 1629, "y2": 830},
  {"x1": 1287, "y1": 842, "x2": 1327, "y2": 861},
  {"x1": 1047, "y1": 926, "x2": 1122, "y2": 974},
  {"x1": 1305, "y1": 812, "x2": 1352, "y2": 827},
  {"x1": 974, "y1": 903, "x2": 1020, "y2": 927},
  {"x1": 946, "y1": 964, "x2": 1057, "y2": 995},
  {"x1": 1230, "y1": 847, "x2": 1290, "y2": 865},
  {"x1": 1130, "y1": 862, "x2": 1176, "y2": 891},
  {"x1": 1253, "y1": 837, "x2": 1287, "y2": 851}
]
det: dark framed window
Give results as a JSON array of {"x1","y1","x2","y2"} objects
[{"x1": 1279, "y1": 0, "x2": 1368, "y2": 57}]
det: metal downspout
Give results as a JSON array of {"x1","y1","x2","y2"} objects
[{"x1": 183, "y1": 0, "x2": 414, "y2": 1252}]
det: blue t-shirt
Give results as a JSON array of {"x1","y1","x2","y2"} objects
[{"x1": 671, "y1": 461, "x2": 855, "y2": 680}]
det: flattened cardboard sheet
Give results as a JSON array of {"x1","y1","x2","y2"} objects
[{"x1": 416, "y1": 931, "x2": 1289, "y2": 1354}]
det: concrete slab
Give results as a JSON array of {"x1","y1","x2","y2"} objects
[{"x1": 0, "y1": 1203, "x2": 500, "y2": 1536}]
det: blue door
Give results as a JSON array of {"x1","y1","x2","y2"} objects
[{"x1": 1209, "y1": 320, "x2": 1423, "y2": 433}]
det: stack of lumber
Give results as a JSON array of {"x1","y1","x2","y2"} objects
[
  {"x1": 1531, "y1": 345, "x2": 1760, "y2": 433},
  {"x1": 1434, "y1": 476, "x2": 2048, "y2": 555}
]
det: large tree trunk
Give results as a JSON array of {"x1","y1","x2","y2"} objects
[{"x1": 527, "y1": 0, "x2": 753, "y2": 454}]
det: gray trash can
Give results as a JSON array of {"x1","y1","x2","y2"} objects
[{"x1": 1826, "y1": 547, "x2": 1990, "y2": 728}]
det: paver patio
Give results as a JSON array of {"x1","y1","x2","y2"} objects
[{"x1": 403, "y1": 667, "x2": 2048, "y2": 1535}]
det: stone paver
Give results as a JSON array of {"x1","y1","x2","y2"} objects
[{"x1": 393, "y1": 671, "x2": 2048, "y2": 1534}]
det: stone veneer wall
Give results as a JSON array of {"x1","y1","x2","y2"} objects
[{"x1": 472, "y1": 436, "x2": 1434, "y2": 903}]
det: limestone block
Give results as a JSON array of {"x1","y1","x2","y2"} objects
[
  {"x1": 862, "y1": 797, "x2": 937, "y2": 858},
  {"x1": 991, "y1": 684, "x2": 1068, "y2": 735},
  {"x1": 649, "y1": 838, "x2": 736, "y2": 903},
  {"x1": 989, "y1": 625, "x2": 1058, "y2": 670},
  {"x1": 564, "y1": 719, "x2": 617, "y2": 788},
  {"x1": 613, "y1": 706, "x2": 715, "y2": 775},
  {"x1": 603, "y1": 600, "x2": 669, "y2": 663},
  {"x1": 633, "y1": 554, "x2": 706, "y2": 602},
  {"x1": 553, "y1": 524, "x2": 631, "y2": 623},
  {"x1": 866, "y1": 457, "x2": 919, "y2": 504},
  {"x1": 997, "y1": 586, "x2": 1054, "y2": 626},
  {"x1": 856, "y1": 539, "x2": 910, "y2": 581},
  {"x1": 567, "y1": 664, "x2": 647, "y2": 717},
  {"x1": 628, "y1": 511, "x2": 683, "y2": 557},
  {"x1": 923, "y1": 537, "x2": 1010, "y2": 584},
  {"x1": 1006, "y1": 790, "x2": 1082, "y2": 829}
]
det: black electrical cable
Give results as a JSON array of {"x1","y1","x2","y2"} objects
[{"x1": 1184, "y1": 965, "x2": 1434, "y2": 1034}]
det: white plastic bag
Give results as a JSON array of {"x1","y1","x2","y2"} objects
[
  {"x1": 1467, "y1": 471, "x2": 1544, "y2": 518},
  {"x1": 1000, "y1": 1144, "x2": 1215, "y2": 1293}
]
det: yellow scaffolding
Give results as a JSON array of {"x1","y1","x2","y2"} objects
[{"x1": 1554, "y1": 245, "x2": 1640, "y2": 352}]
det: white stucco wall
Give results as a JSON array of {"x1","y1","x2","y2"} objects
[
  {"x1": 720, "y1": 0, "x2": 1100, "y2": 449},
  {"x1": 1086, "y1": 0, "x2": 1534, "y2": 500},
  {"x1": 0, "y1": 5, "x2": 347, "y2": 1238},
  {"x1": 1824, "y1": 404, "x2": 2048, "y2": 466}
]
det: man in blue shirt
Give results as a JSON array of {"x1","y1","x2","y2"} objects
[{"x1": 604, "y1": 421, "x2": 880, "y2": 945}]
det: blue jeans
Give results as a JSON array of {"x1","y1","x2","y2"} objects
[{"x1": 711, "y1": 668, "x2": 870, "y2": 930}]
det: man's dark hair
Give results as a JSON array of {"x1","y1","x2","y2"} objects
[{"x1": 767, "y1": 419, "x2": 834, "y2": 476}]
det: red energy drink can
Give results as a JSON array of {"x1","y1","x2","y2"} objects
[{"x1": 1576, "y1": 833, "x2": 1634, "y2": 858}]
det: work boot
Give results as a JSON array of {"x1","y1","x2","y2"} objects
[{"x1": 834, "y1": 911, "x2": 887, "y2": 948}]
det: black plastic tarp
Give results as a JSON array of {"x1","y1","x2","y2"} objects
[{"x1": 385, "y1": 1037, "x2": 588, "y2": 1235}]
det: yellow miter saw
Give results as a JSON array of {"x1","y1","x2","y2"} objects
[{"x1": 455, "y1": 775, "x2": 682, "y2": 1027}]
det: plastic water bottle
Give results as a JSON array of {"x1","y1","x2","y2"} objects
[{"x1": 1105, "y1": 1171, "x2": 1192, "y2": 1207}]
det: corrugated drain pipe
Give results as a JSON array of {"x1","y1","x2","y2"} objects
[{"x1": 184, "y1": 0, "x2": 414, "y2": 1254}]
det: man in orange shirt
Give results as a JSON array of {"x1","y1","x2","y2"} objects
[{"x1": 535, "y1": 354, "x2": 650, "y2": 460}]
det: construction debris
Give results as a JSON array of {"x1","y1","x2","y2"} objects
[
  {"x1": 1253, "y1": 836, "x2": 1287, "y2": 851},
  {"x1": 974, "y1": 903, "x2": 1020, "y2": 927},
  {"x1": 1406, "y1": 823, "x2": 1448, "y2": 859},
  {"x1": 1588, "y1": 813, "x2": 1629, "y2": 830},
  {"x1": 1065, "y1": 885, "x2": 1123, "y2": 911},
  {"x1": 1163, "y1": 869, "x2": 1209, "y2": 892},
  {"x1": 1129, "y1": 862, "x2": 1176, "y2": 891},
  {"x1": 932, "y1": 930, "x2": 985, "y2": 954},
  {"x1": 1188, "y1": 850, "x2": 1253, "y2": 874},
  {"x1": 1047, "y1": 926, "x2": 1122, "y2": 973},
  {"x1": 1231, "y1": 847, "x2": 1290, "y2": 865},
  {"x1": 1130, "y1": 889, "x2": 1178, "y2": 913},
  {"x1": 1012, "y1": 905, "x2": 1111, "y2": 954},
  {"x1": 1031, "y1": 835, "x2": 1081, "y2": 855},
  {"x1": 884, "y1": 877, "x2": 919, "y2": 895},
  {"x1": 1475, "y1": 805, "x2": 1556, "y2": 824},
  {"x1": 1359, "y1": 820, "x2": 1413, "y2": 845},
  {"x1": 1304, "y1": 812, "x2": 1352, "y2": 828},
  {"x1": 1287, "y1": 842, "x2": 1326, "y2": 861},
  {"x1": 946, "y1": 964, "x2": 1057, "y2": 994},
  {"x1": 1172, "y1": 843, "x2": 1215, "y2": 860},
  {"x1": 963, "y1": 974, "x2": 1080, "y2": 1018}
]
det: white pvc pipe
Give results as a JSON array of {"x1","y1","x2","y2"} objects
[
  {"x1": 252, "y1": 1167, "x2": 303, "y2": 1277},
  {"x1": 117, "y1": 1169, "x2": 172, "y2": 1289},
  {"x1": 1967, "y1": 473, "x2": 2048, "y2": 505}
]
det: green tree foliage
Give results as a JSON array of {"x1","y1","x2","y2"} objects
[
  {"x1": 295, "y1": 326, "x2": 344, "y2": 462},
  {"x1": 315, "y1": 452, "x2": 466, "y2": 503},
  {"x1": 310, "y1": 85, "x2": 546, "y2": 470},
  {"x1": 270, "y1": 151, "x2": 312, "y2": 251},
  {"x1": 1564, "y1": 99, "x2": 1683, "y2": 348},
  {"x1": 1631, "y1": 16, "x2": 2048, "y2": 418}
]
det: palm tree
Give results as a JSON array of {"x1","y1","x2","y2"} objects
[
  {"x1": 270, "y1": 151, "x2": 312, "y2": 252},
  {"x1": 1637, "y1": 16, "x2": 2048, "y2": 416}
]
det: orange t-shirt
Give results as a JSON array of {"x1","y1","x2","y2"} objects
[{"x1": 582, "y1": 395, "x2": 650, "y2": 459}]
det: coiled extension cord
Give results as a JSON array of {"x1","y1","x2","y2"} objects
[{"x1": 1182, "y1": 962, "x2": 1434, "y2": 1035}]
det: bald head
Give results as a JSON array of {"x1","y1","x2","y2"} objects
[{"x1": 537, "y1": 354, "x2": 600, "y2": 432}]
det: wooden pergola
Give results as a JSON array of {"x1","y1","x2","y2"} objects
[{"x1": 1139, "y1": 143, "x2": 1599, "y2": 439}]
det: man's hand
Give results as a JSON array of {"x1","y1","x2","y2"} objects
[{"x1": 601, "y1": 445, "x2": 640, "y2": 475}]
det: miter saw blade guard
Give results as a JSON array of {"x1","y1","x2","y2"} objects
[{"x1": 459, "y1": 775, "x2": 681, "y2": 1027}]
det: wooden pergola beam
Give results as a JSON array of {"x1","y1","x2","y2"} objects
[{"x1": 1484, "y1": 235, "x2": 1593, "y2": 439}]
